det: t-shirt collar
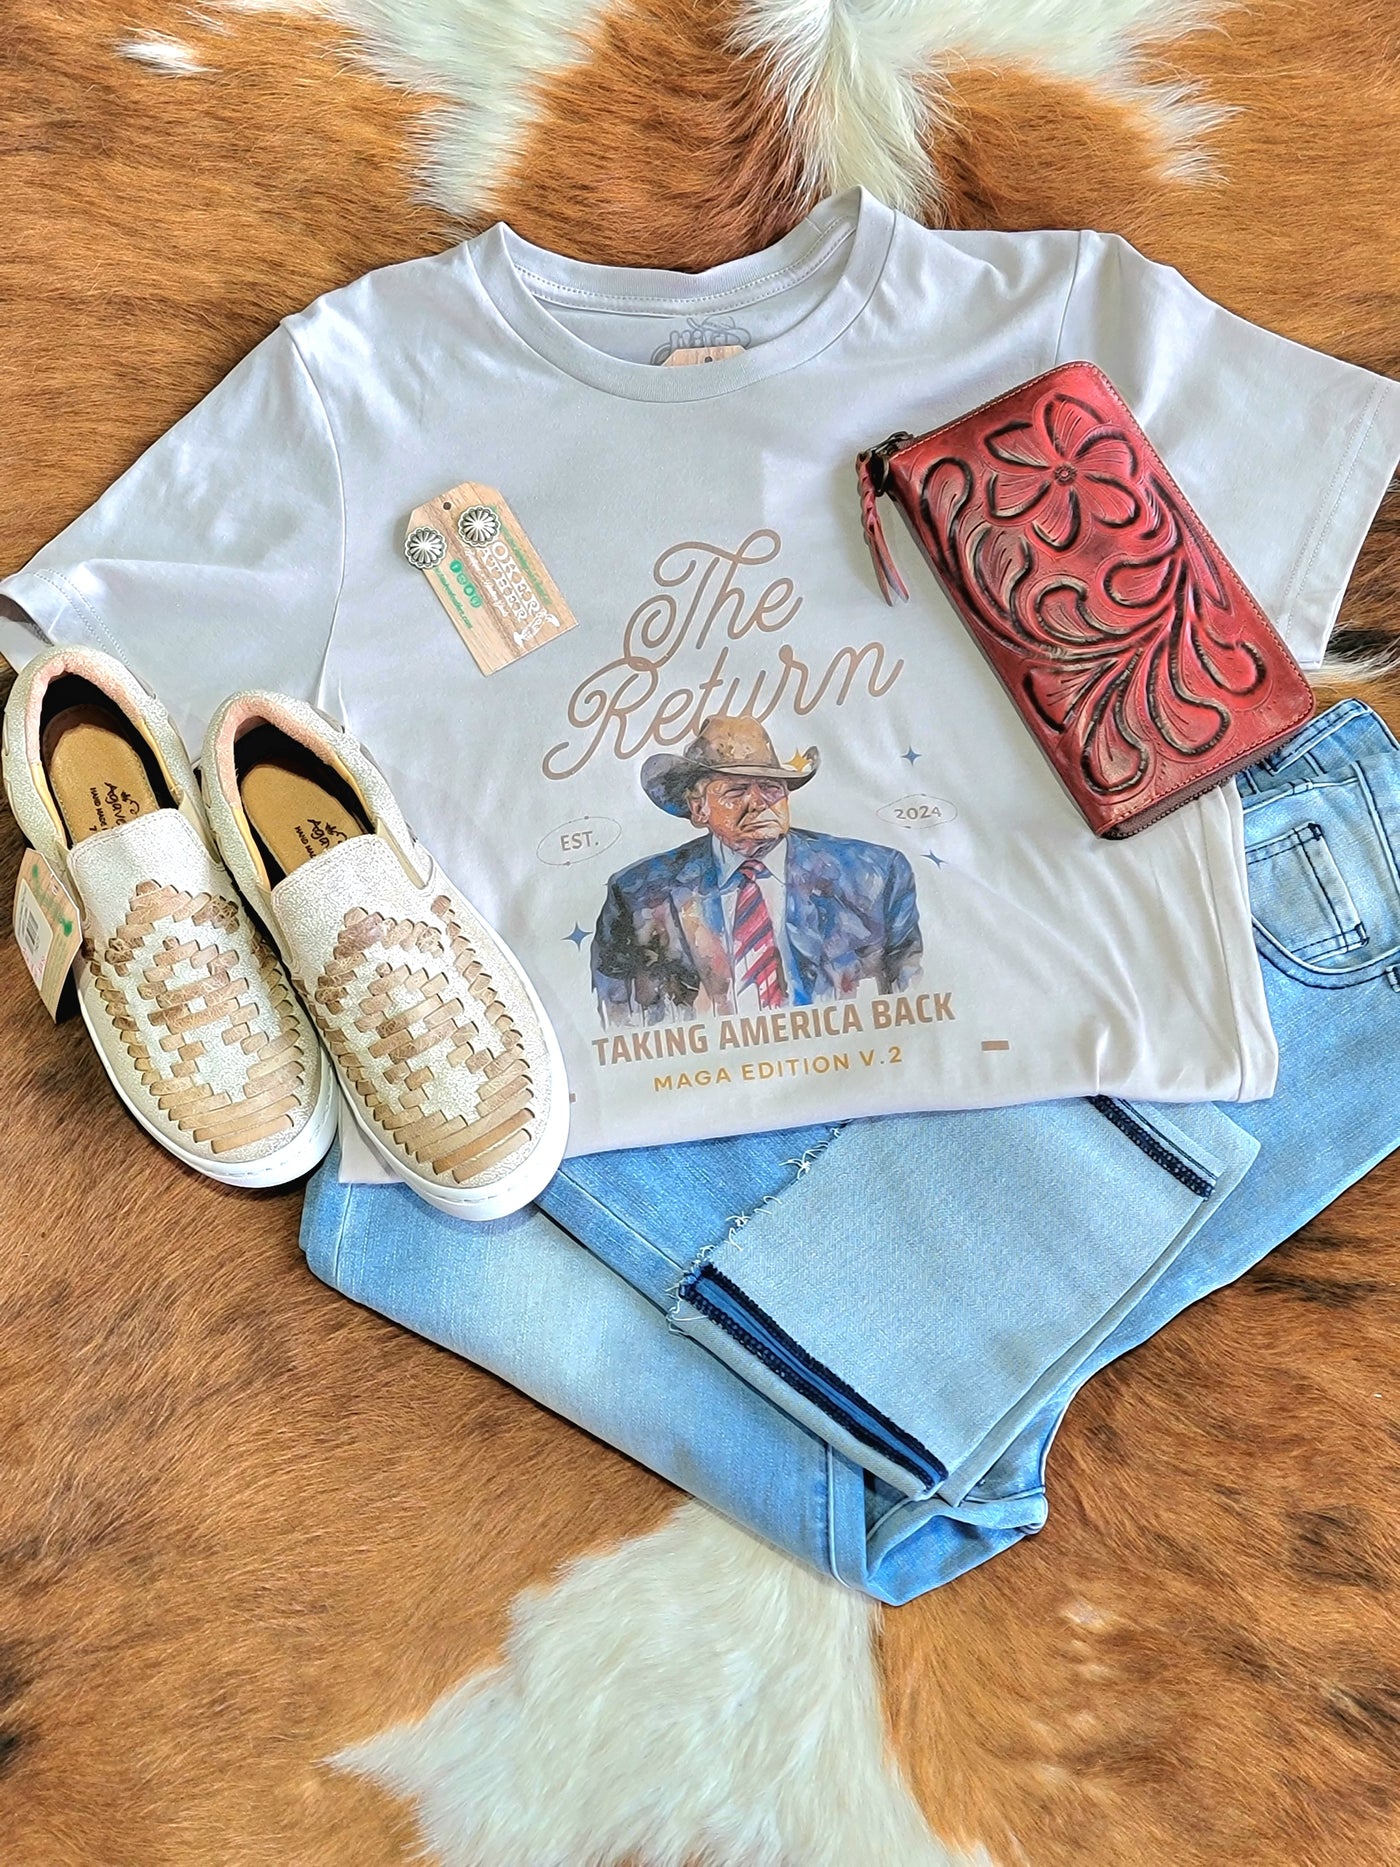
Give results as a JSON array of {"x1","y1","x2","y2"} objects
[{"x1": 464, "y1": 188, "x2": 896, "y2": 404}]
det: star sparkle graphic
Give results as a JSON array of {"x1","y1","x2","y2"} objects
[
  {"x1": 564, "y1": 924, "x2": 589, "y2": 949},
  {"x1": 901, "y1": 746, "x2": 921, "y2": 765},
  {"x1": 923, "y1": 849, "x2": 946, "y2": 868}
]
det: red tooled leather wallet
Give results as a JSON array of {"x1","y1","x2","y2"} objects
[{"x1": 856, "y1": 361, "x2": 1315, "y2": 837}]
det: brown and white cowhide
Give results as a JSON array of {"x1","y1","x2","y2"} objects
[{"x1": 2, "y1": 2, "x2": 1398, "y2": 1862}]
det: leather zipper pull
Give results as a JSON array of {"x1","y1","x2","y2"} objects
[{"x1": 856, "y1": 437, "x2": 912, "y2": 605}]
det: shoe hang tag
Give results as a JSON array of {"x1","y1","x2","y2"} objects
[
  {"x1": 404, "y1": 482, "x2": 578, "y2": 676},
  {"x1": 13, "y1": 848, "x2": 82, "y2": 1019}
]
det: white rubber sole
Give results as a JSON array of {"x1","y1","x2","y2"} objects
[
  {"x1": 76, "y1": 968, "x2": 338, "y2": 1187},
  {"x1": 337, "y1": 996, "x2": 571, "y2": 1222}
]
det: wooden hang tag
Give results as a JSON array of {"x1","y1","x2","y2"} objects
[{"x1": 404, "y1": 482, "x2": 578, "y2": 676}]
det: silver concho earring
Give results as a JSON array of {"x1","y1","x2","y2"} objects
[
  {"x1": 458, "y1": 505, "x2": 500, "y2": 547},
  {"x1": 404, "y1": 526, "x2": 447, "y2": 569}
]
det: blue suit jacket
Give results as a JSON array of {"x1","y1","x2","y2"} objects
[{"x1": 591, "y1": 827, "x2": 923, "y2": 1023}]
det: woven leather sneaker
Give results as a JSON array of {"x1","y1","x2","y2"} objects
[
  {"x1": 2, "y1": 647, "x2": 335, "y2": 1184},
  {"x1": 200, "y1": 691, "x2": 569, "y2": 1221}
]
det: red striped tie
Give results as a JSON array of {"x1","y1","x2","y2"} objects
[{"x1": 732, "y1": 856, "x2": 786, "y2": 1008}]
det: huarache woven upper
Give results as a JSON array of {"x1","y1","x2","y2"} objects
[
  {"x1": 200, "y1": 689, "x2": 566, "y2": 1211},
  {"x1": 3, "y1": 647, "x2": 330, "y2": 1175},
  {"x1": 288, "y1": 840, "x2": 544, "y2": 1188},
  {"x1": 83, "y1": 851, "x2": 314, "y2": 1159}
]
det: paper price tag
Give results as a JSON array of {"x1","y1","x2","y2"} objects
[
  {"x1": 13, "y1": 848, "x2": 82, "y2": 1019},
  {"x1": 404, "y1": 482, "x2": 578, "y2": 676}
]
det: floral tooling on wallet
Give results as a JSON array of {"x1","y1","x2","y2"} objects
[{"x1": 856, "y1": 362, "x2": 1316, "y2": 837}]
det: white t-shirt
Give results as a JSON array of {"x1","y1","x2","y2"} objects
[{"x1": 4, "y1": 190, "x2": 1398, "y2": 1156}]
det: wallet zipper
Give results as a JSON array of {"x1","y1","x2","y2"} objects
[
  {"x1": 855, "y1": 431, "x2": 916, "y2": 604},
  {"x1": 856, "y1": 365, "x2": 1105, "y2": 604},
  {"x1": 866, "y1": 430, "x2": 916, "y2": 486}
]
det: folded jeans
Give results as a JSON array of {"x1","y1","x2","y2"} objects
[
  {"x1": 543, "y1": 1099, "x2": 1256, "y2": 1502},
  {"x1": 302, "y1": 701, "x2": 1400, "y2": 1602}
]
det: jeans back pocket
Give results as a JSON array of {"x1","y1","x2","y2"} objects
[
  {"x1": 1245, "y1": 822, "x2": 1366, "y2": 959},
  {"x1": 1244, "y1": 769, "x2": 1400, "y2": 987}
]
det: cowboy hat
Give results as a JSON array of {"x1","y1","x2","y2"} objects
[{"x1": 640, "y1": 714, "x2": 820, "y2": 817}]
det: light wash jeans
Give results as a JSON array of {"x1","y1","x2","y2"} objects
[{"x1": 303, "y1": 702, "x2": 1400, "y2": 1603}]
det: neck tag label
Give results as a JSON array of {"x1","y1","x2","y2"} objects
[
  {"x1": 663, "y1": 344, "x2": 746, "y2": 367},
  {"x1": 651, "y1": 318, "x2": 750, "y2": 367},
  {"x1": 13, "y1": 848, "x2": 83, "y2": 1019},
  {"x1": 404, "y1": 481, "x2": 579, "y2": 676}
]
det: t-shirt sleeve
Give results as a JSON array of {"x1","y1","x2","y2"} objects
[
  {"x1": 0, "y1": 324, "x2": 344, "y2": 746},
  {"x1": 1057, "y1": 231, "x2": 1400, "y2": 668}
]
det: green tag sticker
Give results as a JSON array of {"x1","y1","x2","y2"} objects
[{"x1": 13, "y1": 848, "x2": 83, "y2": 1019}]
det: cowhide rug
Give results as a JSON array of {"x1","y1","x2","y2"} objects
[{"x1": 3, "y1": 2, "x2": 1398, "y2": 1862}]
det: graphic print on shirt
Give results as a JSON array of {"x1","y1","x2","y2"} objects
[
  {"x1": 590, "y1": 712, "x2": 923, "y2": 1025},
  {"x1": 539, "y1": 530, "x2": 904, "y2": 782},
  {"x1": 518, "y1": 521, "x2": 958, "y2": 1112}
]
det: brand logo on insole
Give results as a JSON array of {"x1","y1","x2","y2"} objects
[
  {"x1": 294, "y1": 817, "x2": 349, "y2": 859},
  {"x1": 87, "y1": 782, "x2": 143, "y2": 831}
]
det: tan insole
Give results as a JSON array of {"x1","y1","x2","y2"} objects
[
  {"x1": 241, "y1": 760, "x2": 368, "y2": 877},
  {"x1": 43, "y1": 706, "x2": 163, "y2": 844}
]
